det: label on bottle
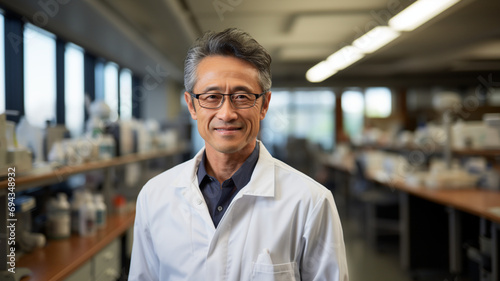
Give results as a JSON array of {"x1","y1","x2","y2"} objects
[{"x1": 96, "y1": 210, "x2": 104, "y2": 226}]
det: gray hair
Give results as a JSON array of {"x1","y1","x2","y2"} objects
[{"x1": 184, "y1": 28, "x2": 272, "y2": 93}]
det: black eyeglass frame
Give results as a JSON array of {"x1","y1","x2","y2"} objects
[{"x1": 189, "y1": 91, "x2": 267, "y2": 109}]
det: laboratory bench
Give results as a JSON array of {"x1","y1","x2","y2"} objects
[
  {"x1": 0, "y1": 144, "x2": 189, "y2": 281},
  {"x1": 321, "y1": 148, "x2": 500, "y2": 281}
]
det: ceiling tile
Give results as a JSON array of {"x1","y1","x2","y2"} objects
[
  {"x1": 186, "y1": 0, "x2": 390, "y2": 15},
  {"x1": 462, "y1": 40, "x2": 500, "y2": 60},
  {"x1": 288, "y1": 14, "x2": 373, "y2": 43},
  {"x1": 279, "y1": 45, "x2": 335, "y2": 61}
]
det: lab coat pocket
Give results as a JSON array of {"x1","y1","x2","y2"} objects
[
  {"x1": 251, "y1": 262, "x2": 297, "y2": 281},
  {"x1": 251, "y1": 260, "x2": 297, "y2": 281}
]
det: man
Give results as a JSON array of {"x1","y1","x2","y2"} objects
[{"x1": 129, "y1": 28, "x2": 348, "y2": 281}]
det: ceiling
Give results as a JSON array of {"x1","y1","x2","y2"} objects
[{"x1": 2, "y1": 0, "x2": 500, "y2": 87}]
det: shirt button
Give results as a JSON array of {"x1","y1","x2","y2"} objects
[{"x1": 217, "y1": 206, "x2": 223, "y2": 212}]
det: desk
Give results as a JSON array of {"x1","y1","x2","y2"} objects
[
  {"x1": 370, "y1": 176, "x2": 500, "y2": 225},
  {"x1": 322, "y1": 155, "x2": 500, "y2": 280}
]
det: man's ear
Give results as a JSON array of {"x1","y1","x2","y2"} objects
[
  {"x1": 184, "y1": 91, "x2": 198, "y2": 120},
  {"x1": 260, "y1": 91, "x2": 272, "y2": 120}
]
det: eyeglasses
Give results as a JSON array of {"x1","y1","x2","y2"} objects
[{"x1": 190, "y1": 92, "x2": 266, "y2": 109}]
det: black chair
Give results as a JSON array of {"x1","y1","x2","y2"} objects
[{"x1": 351, "y1": 156, "x2": 400, "y2": 249}]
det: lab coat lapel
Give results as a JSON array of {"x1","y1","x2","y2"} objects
[
  {"x1": 204, "y1": 142, "x2": 275, "y2": 280},
  {"x1": 204, "y1": 142, "x2": 276, "y2": 279},
  {"x1": 240, "y1": 141, "x2": 275, "y2": 198},
  {"x1": 173, "y1": 148, "x2": 217, "y2": 234},
  {"x1": 172, "y1": 142, "x2": 277, "y2": 237}
]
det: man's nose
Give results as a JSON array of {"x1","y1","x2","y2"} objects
[{"x1": 216, "y1": 96, "x2": 238, "y2": 121}]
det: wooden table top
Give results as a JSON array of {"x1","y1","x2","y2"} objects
[
  {"x1": 322, "y1": 157, "x2": 500, "y2": 224},
  {"x1": 390, "y1": 179, "x2": 500, "y2": 223}
]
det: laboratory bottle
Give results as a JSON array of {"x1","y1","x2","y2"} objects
[
  {"x1": 46, "y1": 193, "x2": 71, "y2": 239},
  {"x1": 79, "y1": 193, "x2": 97, "y2": 236},
  {"x1": 94, "y1": 194, "x2": 107, "y2": 229},
  {"x1": 71, "y1": 190, "x2": 84, "y2": 233}
]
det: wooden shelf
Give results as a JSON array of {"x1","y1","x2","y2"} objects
[
  {"x1": 18, "y1": 211, "x2": 135, "y2": 281},
  {"x1": 0, "y1": 145, "x2": 189, "y2": 280},
  {"x1": 0, "y1": 145, "x2": 187, "y2": 192}
]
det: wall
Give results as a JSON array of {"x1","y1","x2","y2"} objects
[
  {"x1": 141, "y1": 79, "x2": 169, "y2": 121},
  {"x1": 140, "y1": 77, "x2": 187, "y2": 122}
]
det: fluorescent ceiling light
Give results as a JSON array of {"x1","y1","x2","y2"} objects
[
  {"x1": 307, "y1": 0, "x2": 458, "y2": 81},
  {"x1": 389, "y1": 0, "x2": 460, "y2": 31},
  {"x1": 326, "y1": 46, "x2": 364, "y2": 71},
  {"x1": 353, "y1": 26, "x2": 400, "y2": 53},
  {"x1": 306, "y1": 46, "x2": 365, "y2": 82},
  {"x1": 306, "y1": 61, "x2": 337, "y2": 83}
]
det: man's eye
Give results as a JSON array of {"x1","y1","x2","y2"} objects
[
  {"x1": 233, "y1": 94, "x2": 251, "y2": 100},
  {"x1": 203, "y1": 94, "x2": 222, "y2": 100}
]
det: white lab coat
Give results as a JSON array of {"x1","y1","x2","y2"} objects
[{"x1": 129, "y1": 142, "x2": 348, "y2": 281}]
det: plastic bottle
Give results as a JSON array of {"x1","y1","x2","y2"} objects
[
  {"x1": 99, "y1": 135, "x2": 116, "y2": 160},
  {"x1": 71, "y1": 190, "x2": 84, "y2": 233},
  {"x1": 46, "y1": 193, "x2": 71, "y2": 239},
  {"x1": 482, "y1": 164, "x2": 500, "y2": 191},
  {"x1": 79, "y1": 193, "x2": 97, "y2": 236},
  {"x1": 94, "y1": 194, "x2": 107, "y2": 229}
]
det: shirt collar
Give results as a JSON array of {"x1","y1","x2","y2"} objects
[{"x1": 197, "y1": 143, "x2": 260, "y2": 189}]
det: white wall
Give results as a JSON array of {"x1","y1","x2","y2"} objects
[
  {"x1": 141, "y1": 79, "x2": 168, "y2": 121},
  {"x1": 140, "y1": 78, "x2": 186, "y2": 122}
]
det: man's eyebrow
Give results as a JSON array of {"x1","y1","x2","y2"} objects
[
  {"x1": 200, "y1": 86, "x2": 255, "y2": 93},
  {"x1": 201, "y1": 86, "x2": 223, "y2": 92},
  {"x1": 232, "y1": 86, "x2": 254, "y2": 92}
]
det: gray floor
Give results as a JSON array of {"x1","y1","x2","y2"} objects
[{"x1": 342, "y1": 216, "x2": 414, "y2": 281}]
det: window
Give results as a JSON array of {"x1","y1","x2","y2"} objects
[
  {"x1": 293, "y1": 90, "x2": 335, "y2": 150},
  {"x1": 487, "y1": 87, "x2": 500, "y2": 105},
  {"x1": 260, "y1": 90, "x2": 291, "y2": 151},
  {"x1": 342, "y1": 90, "x2": 364, "y2": 140},
  {"x1": 95, "y1": 60, "x2": 105, "y2": 101},
  {"x1": 365, "y1": 87, "x2": 392, "y2": 117},
  {"x1": 65, "y1": 43, "x2": 85, "y2": 137},
  {"x1": 0, "y1": 12, "x2": 4, "y2": 112},
  {"x1": 104, "y1": 62, "x2": 119, "y2": 121},
  {"x1": 119, "y1": 68, "x2": 132, "y2": 120},
  {"x1": 261, "y1": 89, "x2": 335, "y2": 153},
  {"x1": 24, "y1": 24, "x2": 56, "y2": 128}
]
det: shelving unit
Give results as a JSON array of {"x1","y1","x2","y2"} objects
[
  {"x1": 0, "y1": 144, "x2": 189, "y2": 192},
  {"x1": 0, "y1": 144, "x2": 189, "y2": 281},
  {"x1": 18, "y1": 211, "x2": 135, "y2": 281}
]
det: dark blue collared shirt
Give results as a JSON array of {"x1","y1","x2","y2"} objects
[{"x1": 197, "y1": 143, "x2": 260, "y2": 227}]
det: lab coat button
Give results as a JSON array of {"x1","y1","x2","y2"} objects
[{"x1": 196, "y1": 199, "x2": 203, "y2": 205}]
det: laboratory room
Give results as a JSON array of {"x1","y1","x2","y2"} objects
[{"x1": 0, "y1": 0, "x2": 499, "y2": 280}]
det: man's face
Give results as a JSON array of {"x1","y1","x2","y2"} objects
[{"x1": 184, "y1": 55, "x2": 271, "y2": 157}]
